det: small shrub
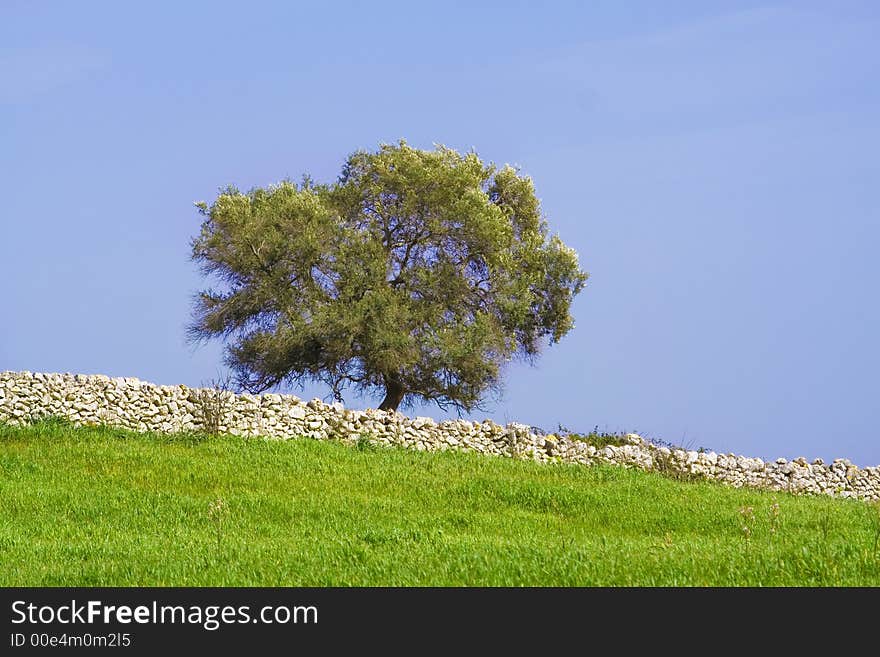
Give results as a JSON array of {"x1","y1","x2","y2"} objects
[
  {"x1": 355, "y1": 433, "x2": 379, "y2": 452},
  {"x1": 557, "y1": 424, "x2": 629, "y2": 448},
  {"x1": 194, "y1": 373, "x2": 235, "y2": 437},
  {"x1": 650, "y1": 449, "x2": 707, "y2": 483}
]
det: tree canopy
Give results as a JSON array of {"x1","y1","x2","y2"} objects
[{"x1": 189, "y1": 141, "x2": 587, "y2": 412}]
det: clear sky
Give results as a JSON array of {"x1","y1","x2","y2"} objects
[{"x1": 2, "y1": 1, "x2": 878, "y2": 465}]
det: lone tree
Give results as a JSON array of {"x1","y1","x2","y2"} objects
[{"x1": 189, "y1": 141, "x2": 587, "y2": 412}]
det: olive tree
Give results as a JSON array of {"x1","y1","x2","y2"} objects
[{"x1": 189, "y1": 141, "x2": 587, "y2": 412}]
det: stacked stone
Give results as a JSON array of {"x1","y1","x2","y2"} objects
[{"x1": 1, "y1": 371, "x2": 878, "y2": 501}]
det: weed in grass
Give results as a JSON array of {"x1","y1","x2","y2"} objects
[
  {"x1": 871, "y1": 500, "x2": 880, "y2": 559},
  {"x1": 819, "y1": 514, "x2": 832, "y2": 544},
  {"x1": 739, "y1": 506, "x2": 755, "y2": 543},
  {"x1": 768, "y1": 502, "x2": 781, "y2": 539},
  {"x1": 207, "y1": 497, "x2": 228, "y2": 558},
  {"x1": 25, "y1": 414, "x2": 73, "y2": 432},
  {"x1": 649, "y1": 531, "x2": 675, "y2": 556}
]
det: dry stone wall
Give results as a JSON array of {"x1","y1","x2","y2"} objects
[{"x1": 1, "y1": 371, "x2": 878, "y2": 501}]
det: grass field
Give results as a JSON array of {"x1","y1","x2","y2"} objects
[{"x1": 1, "y1": 418, "x2": 878, "y2": 586}]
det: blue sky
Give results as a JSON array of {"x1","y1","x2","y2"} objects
[{"x1": 2, "y1": 1, "x2": 878, "y2": 465}]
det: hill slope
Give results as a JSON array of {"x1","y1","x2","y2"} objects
[{"x1": 1, "y1": 420, "x2": 878, "y2": 586}]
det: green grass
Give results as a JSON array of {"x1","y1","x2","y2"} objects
[{"x1": 1, "y1": 418, "x2": 879, "y2": 586}]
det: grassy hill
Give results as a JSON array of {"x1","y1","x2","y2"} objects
[{"x1": 1, "y1": 418, "x2": 878, "y2": 586}]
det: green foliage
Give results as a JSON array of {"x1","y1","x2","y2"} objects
[
  {"x1": 557, "y1": 424, "x2": 629, "y2": 448},
  {"x1": 189, "y1": 141, "x2": 587, "y2": 411},
  {"x1": 1, "y1": 423, "x2": 879, "y2": 586}
]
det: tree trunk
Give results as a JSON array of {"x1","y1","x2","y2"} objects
[{"x1": 378, "y1": 377, "x2": 405, "y2": 412}]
